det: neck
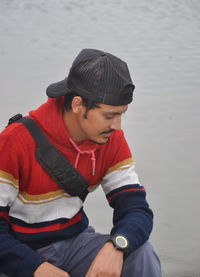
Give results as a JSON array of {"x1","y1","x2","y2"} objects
[{"x1": 63, "y1": 110, "x2": 85, "y2": 143}]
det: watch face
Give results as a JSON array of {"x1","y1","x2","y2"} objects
[{"x1": 115, "y1": 235, "x2": 128, "y2": 248}]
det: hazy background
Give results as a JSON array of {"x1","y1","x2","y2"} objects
[{"x1": 0, "y1": 0, "x2": 200, "y2": 276}]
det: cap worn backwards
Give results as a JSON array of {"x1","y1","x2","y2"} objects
[{"x1": 46, "y1": 48, "x2": 135, "y2": 106}]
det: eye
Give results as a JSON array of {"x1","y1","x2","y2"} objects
[{"x1": 105, "y1": 115, "x2": 114, "y2": 120}]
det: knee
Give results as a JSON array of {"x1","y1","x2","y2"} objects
[
  {"x1": 133, "y1": 242, "x2": 160, "y2": 265},
  {"x1": 123, "y1": 242, "x2": 162, "y2": 276},
  {"x1": 135, "y1": 241, "x2": 155, "y2": 260}
]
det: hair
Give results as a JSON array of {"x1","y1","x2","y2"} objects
[{"x1": 64, "y1": 93, "x2": 100, "y2": 118}]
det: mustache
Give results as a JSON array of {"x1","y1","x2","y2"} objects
[{"x1": 100, "y1": 129, "x2": 114, "y2": 135}]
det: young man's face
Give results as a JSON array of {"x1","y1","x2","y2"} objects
[{"x1": 76, "y1": 102, "x2": 128, "y2": 144}]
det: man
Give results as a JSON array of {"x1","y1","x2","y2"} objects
[{"x1": 0, "y1": 49, "x2": 161, "y2": 276}]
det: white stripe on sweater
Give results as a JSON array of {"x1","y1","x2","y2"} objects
[
  {"x1": 9, "y1": 196, "x2": 83, "y2": 223},
  {"x1": 101, "y1": 164, "x2": 140, "y2": 195}
]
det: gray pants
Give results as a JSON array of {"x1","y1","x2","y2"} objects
[
  {"x1": 0, "y1": 227, "x2": 162, "y2": 277},
  {"x1": 38, "y1": 226, "x2": 161, "y2": 277}
]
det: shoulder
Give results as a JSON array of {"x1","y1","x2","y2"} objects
[
  {"x1": 0, "y1": 121, "x2": 34, "y2": 148},
  {"x1": 106, "y1": 129, "x2": 130, "y2": 154},
  {"x1": 97, "y1": 130, "x2": 127, "y2": 159},
  {"x1": 106, "y1": 130, "x2": 126, "y2": 146},
  {"x1": 98, "y1": 130, "x2": 132, "y2": 169}
]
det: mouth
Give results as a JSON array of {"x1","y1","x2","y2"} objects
[
  {"x1": 91, "y1": 130, "x2": 114, "y2": 145},
  {"x1": 103, "y1": 133, "x2": 111, "y2": 138},
  {"x1": 100, "y1": 130, "x2": 114, "y2": 136},
  {"x1": 100, "y1": 130, "x2": 114, "y2": 139}
]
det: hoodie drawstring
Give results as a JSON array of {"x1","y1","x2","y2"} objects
[{"x1": 69, "y1": 137, "x2": 96, "y2": 176}]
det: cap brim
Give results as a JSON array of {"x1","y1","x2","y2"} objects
[{"x1": 46, "y1": 78, "x2": 69, "y2": 98}]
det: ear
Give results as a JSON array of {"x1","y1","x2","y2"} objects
[{"x1": 71, "y1": 96, "x2": 84, "y2": 114}]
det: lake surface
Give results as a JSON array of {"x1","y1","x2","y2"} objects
[{"x1": 0, "y1": 0, "x2": 200, "y2": 276}]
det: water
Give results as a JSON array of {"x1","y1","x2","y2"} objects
[{"x1": 0, "y1": 0, "x2": 200, "y2": 276}]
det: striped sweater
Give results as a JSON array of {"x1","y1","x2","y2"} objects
[{"x1": 0, "y1": 97, "x2": 153, "y2": 276}]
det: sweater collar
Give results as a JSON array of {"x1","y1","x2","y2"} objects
[
  {"x1": 29, "y1": 97, "x2": 100, "y2": 151},
  {"x1": 29, "y1": 97, "x2": 100, "y2": 175}
]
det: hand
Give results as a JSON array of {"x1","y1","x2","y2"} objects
[
  {"x1": 33, "y1": 262, "x2": 70, "y2": 277},
  {"x1": 86, "y1": 241, "x2": 124, "y2": 277}
]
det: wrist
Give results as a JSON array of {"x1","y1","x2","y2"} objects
[
  {"x1": 107, "y1": 234, "x2": 130, "y2": 258},
  {"x1": 106, "y1": 241, "x2": 124, "y2": 255}
]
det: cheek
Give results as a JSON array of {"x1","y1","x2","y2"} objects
[{"x1": 87, "y1": 116, "x2": 108, "y2": 135}]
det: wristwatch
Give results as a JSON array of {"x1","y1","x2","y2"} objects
[{"x1": 108, "y1": 234, "x2": 130, "y2": 257}]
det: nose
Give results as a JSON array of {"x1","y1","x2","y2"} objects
[{"x1": 110, "y1": 116, "x2": 121, "y2": 131}]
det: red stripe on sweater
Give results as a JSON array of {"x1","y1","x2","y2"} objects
[
  {"x1": 11, "y1": 212, "x2": 82, "y2": 234},
  {"x1": 0, "y1": 211, "x2": 10, "y2": 223},
  {"x1": 107, "y1": 188, "x2": 145, "y2": 202}
]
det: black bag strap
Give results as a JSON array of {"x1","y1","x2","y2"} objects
[{"x1": 8, "y1": 114, "x2": 89, "y2": 202}]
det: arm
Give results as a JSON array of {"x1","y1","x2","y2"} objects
[
  {"x1": 101, "y1": 131, "x2": 153, "y2": 253},
  {"x1": 0, "y1": 127, "x2": 46, "y2": 276},
  {"x1": 86, "y1": 241, "x2": 123, "y2": 277},
  {"x1": 86, "y1": 181, "x2": 153, "y2": 277},
  {"x1": 86, "y1": 132, "x2": 153, "y2": 276},
  {"x1": 107, "y1": 182, "x2": 153, "y2": 252},
  {"x1": 0, "y1": 218, "x2": 70, "y2": 277},
  {"x1": 0, "y1": 211, "x2": 46, "y2": 276}
]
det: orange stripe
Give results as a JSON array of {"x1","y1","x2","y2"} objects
[
  {"x1": 106, "y1": 158, "x2": 135, "y2": 174},
  {"x1": 11, "y1": 212, "x2": 82, "y2": 234},
  {"x1": 0, "y1": 170, "x2": 19, "y2": 187}
]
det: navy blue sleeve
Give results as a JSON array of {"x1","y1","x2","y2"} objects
[
  {"x1": 106, "y1": 184, "x2": 153, "y2": 253},
  {"x1": 0, "y1": 217, "x2": 45, "y2": 277}
]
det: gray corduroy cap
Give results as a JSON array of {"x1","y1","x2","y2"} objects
[{"x1": 46, "y1": 49, "x2": 135, "y2": 106}]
